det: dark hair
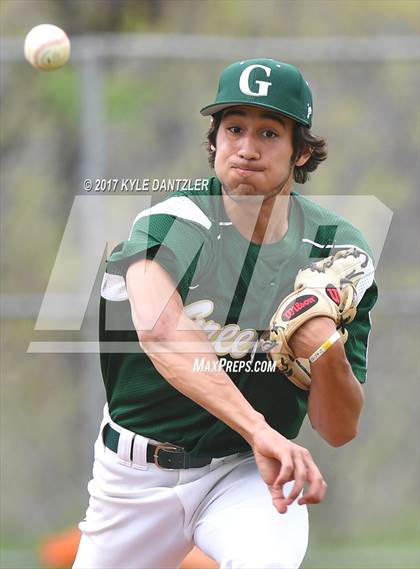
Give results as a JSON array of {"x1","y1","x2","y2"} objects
[{"x1": 204, "y1": 111, "x2": 327, "y2": 184}]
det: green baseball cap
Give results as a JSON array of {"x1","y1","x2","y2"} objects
[{"x1": 200, "y1": 58, "x2": 313, "y2": 127}]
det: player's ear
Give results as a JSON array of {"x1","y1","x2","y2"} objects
[{"x1": 294, "y1": 147, "x2": 311, "y2": 167}]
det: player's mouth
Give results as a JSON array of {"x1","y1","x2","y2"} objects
[{"x1": 231, "y1": 164, "x2": 264, "y2": 177}]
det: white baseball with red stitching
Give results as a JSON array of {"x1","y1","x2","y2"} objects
[{"x1": 24, "y1": 24, "x2": 70, "y2": 70}]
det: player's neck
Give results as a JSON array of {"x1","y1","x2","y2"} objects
[{"x1": 221, "y1": 190, "x2": 291, "y2": 245}]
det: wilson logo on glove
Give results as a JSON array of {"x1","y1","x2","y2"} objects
[
  {"x1": 282, "y1": 294, "x2": 318, "y2": 321},
  {"x1": 325, "y1": 285, "x2": 340, "y2": 305}
]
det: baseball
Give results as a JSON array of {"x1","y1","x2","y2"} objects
[{"x1": 24, "y1": 24, "x2": 70, "y2": 70}]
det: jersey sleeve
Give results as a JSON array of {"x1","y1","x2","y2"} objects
[
  {"x1": 104, "y1": 196, "x2": 213, "y2": 301},
  {"x1": 334, "y1": 226, "x2": 378, "y2": 383},
  {"x1": 344, "y1": 281, "x2": 378, "y2": 383}
]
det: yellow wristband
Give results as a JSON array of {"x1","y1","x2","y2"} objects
[{"x1": 308, "y1": 330, "x2": 341, "y2": 364}]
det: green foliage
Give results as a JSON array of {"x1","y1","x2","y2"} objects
[
  {"x1": 104, "y1": 72, "x2": 157, "y2": 123},
  {"x1": 303, "y1": 540, "x2": 420, "y2": 568},
  {"x1": 37, "y1": 68, "x2": 80, "y2": 123},
  {"x1": 358, "y1": 170, "x2": 411, "y2": 209},
  {"x1": 1, "y1": 174, "x2": 67, "y2": 292},
  {"x1": 2, "y1": 0, "x2": 419, "y2": 36}
]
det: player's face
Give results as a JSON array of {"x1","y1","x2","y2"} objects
[{"x1": 214, "y1": 106, "x2": 298, "y2": 199}]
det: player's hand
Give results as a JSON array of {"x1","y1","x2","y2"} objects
[{"x1": 250, "y1": 424, "x2": 327, "y2": 514}]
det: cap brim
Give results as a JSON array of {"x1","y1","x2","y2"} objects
[
  {"x1": 200, "y1": 101, "x2": 310, "y2": 127},
  {"x1": 200, "y1": 102, "x2": 249, "y2": 116}
]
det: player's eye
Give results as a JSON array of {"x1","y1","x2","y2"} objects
[
  {"x1": 227, "y1": 126, "x2": 242, "y2": 134},
  {"x1": 261, "y1": 129, "x2": 278, "y2": 138}
]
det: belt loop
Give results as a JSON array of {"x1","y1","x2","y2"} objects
[
  {"x1": 116, "y1": 429, "x2": 135, "y2": 463},
  {"x1": 129, "y1": 435, "x2": 135, "y2": 462},
  {"x1": 101, "y1": 423, "x2": 109, "y2": 454},
  {"x1": 102, "y1": 423, "x2": 109, "y2": 445},
  {"x1": 131, "y1": 433, "x2": 149, "y2": 468}
]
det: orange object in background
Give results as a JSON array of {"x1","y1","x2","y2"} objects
[
  {"x1": 39, "y1": 527, "x2": 218, "y2": 569},
  {"x1": 39, "y1": 528, "x2": 81, "y2": 568},
  {"x1": 181, "y1": 546, "x2": 218, "y2": 569}
]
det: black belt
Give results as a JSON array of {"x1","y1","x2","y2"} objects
[{"x1": 102, "y1": 423, "x2": 212, "y2": 470}]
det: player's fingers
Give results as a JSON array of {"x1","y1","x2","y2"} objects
[
  {"x1": 274, "y1": 456, "x2": 294, "y2": 488},
  {"x1": 269, "y1": 456, "x2": 294, "y2": 513},
  {"x1": 298, "y1": 480, "x2": 327, "y2": 505},
  {"x1": 285, "y1": 456, "x2": 307, "y2": 504},
  {"x1": 269, "y1": 486, "x2": 288, "y2": 514},
  {"x1": 269, "y1": 480, "x2": 285, "y2": 501},
  {"x1": 298, "y1": 463, "x2": 327, "y2": 505}
]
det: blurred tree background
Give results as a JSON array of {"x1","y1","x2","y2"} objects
[{"x1": 1, "y1": 1, "x2": 419, "y2": 568}]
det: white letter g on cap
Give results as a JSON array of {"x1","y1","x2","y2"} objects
[{"x1": 239, "y1": 64, "x2": 272, "y2": 97}]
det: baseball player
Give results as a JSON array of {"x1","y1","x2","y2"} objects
[{"x1": 74, "y1": 58, "x2": 377, "y2": 569}]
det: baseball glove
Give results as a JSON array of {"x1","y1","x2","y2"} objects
[{"x1": 261, "y1": 247, "x2": 374, "y2": 390}]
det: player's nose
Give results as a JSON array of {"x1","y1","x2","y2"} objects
[{"x1": 238, "y1": 134, "x2": 260, "y2": 160}]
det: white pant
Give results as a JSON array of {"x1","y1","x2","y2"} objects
[{"x1": 74, "y1": 407, "x2": 309, "y2": 569}]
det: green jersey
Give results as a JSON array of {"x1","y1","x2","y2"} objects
[{"x1": 100, "y1": 177, "x2": 377, "y2": 458}]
